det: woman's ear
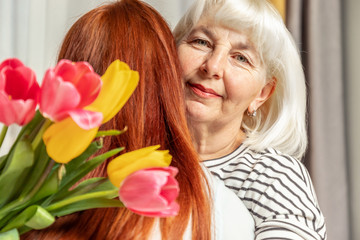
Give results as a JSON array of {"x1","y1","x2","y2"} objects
[{"x1": 249, "y1": 77, "x2": 277, "y2": 111}]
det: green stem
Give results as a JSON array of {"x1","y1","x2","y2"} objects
[
  {"x1": 0, "y1": 160, "x2": 55, "y2": 219},
  {"x1": 0, "y1": 125, "x2": 8, "y2": 149},
  {"x1": 27, "y1": 160, "x2": 55, "y2": 198},
  {"x1": 31, "y1": 119, "x2": 52, "y2": 150},
  {"x1": 0, "y1": 198, "x2": 23, "y2": 220},
  {"x1": 45, "y1": 190, "x2": 118, "y2": 212}
]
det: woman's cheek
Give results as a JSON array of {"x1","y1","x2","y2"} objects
[{"x1": 178, "y1": 46, "x2": 198, "y2": 75}]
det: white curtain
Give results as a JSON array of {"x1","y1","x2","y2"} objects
[
  {"x1": 287, "y1": 0, "x2": 358, "y2": 239},
  {"x1": 344, "y1": 0, "x2": 360, "y2": 239},
  {"x1": 0, "y1": 0, "x2": 193, "y2": 78}
]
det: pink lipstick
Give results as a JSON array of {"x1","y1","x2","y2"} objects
[{"x1": 187, "y1": 83, "x2": 221, "y2": 98}]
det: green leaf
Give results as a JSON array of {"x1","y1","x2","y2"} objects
[
  {"x1": 0, "y1": 228, "x2": 19, "y2": 240},
  {"x1": 1, "y1": 205, "x2": 54, "y2": 233},
  {"x1": 7, "y1": 112, "x2": 44, "y2": 155},
  {"x1": 42, "y1": 147, "x2": 123, "y2": 207},
  {"x1": 49, "y1": 177, "x2": 107, "y2": 202},
  {"x1": 0, "y1": 112, "x2": 44, "y2": 176},
  {"x1": 17, "y1": 226, "x2": 31, "y2": 235},
  {"x1": 45, "y1": 189, "x2": 119, "y2": 213},
  {"x1": 0, "y1": 208, "x2": 22, "y2": 230},
  {"x1": 56, "y1": 178, "x2": 118, "y2": 203},
  {"x1": 95, "y1": 127, "x2": 127, "y2": 137},
  {"x1": 82, "y1": 178, "x2": 118, "y2": 193},
  {"x1": 0, "y1": 154, "x2": 7, "y2": 172},
  {"x1": 64, "y1": 141, "x2": 103, "y2": 176},
  {"x1": 0, "y1": 160, "x2": 56, "y2": 222},
  {"x1": 0, "y1": 125, "x2": 9, "y2": 150},
  {"x1": 17, "y1": 111, "x2": 45, "y2": 142},
  {"x1": 50, "y1": 198, "x2": 124, "y2": 217},
  {"x1": 0, "y1": 139, "x2": 34, "y2": 207},
  {"x1": 59, "y1": 147, "x2": 123, "y2": 191},
  {"x1": 29, "y1": 170, "x2": 59, "y2": 204},
  {"x1": 18, "y1": 143, "x2": 51, "y2": 198},
  {"x1": 24, "y1": 206, "x2": 54, "y2": 230}
]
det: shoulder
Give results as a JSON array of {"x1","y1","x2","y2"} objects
[
  {"x1": 241, "y1": 147, "x2": 319, "y2": 213},
  {"x1": 241, "y1": 148, "x2": 327, "y2": 239},
  {"x1": 248, "y1": 147, "x2": 310, "y2": 185},
  {"x1": 206, "y1": 146, "x2": 327, "y2": 239},
  {"x1": 204, "y1": 145, "x2": 312, "y2": 192},
  {"x1": 235, "y1": 147, "x2": 319, "y2": 211}
]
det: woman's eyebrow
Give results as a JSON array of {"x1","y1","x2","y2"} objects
[
  {"x1": 233, "y1": 42, "x2": 255, "y2": 52},
  {"x1": 188, "y1": 26, "x2": 215, "y2": 39}
]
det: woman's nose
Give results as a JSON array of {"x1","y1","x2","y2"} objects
[{"x1": 200, "y1": 49, "x2": 226, "y2": 80}]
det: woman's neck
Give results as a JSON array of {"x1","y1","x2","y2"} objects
[{"x1": 188, "y1": 119, "x2": 246, "y2": 161}]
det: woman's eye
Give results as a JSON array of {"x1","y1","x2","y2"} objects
[
  {"x1": 194, "y1": 39, "x2": 209, "y2": 47},
  {"x1": 235, "y1": 54, "x2": 249, "y2": 63}
]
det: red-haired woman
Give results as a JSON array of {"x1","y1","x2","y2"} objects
[{"x1": 22, "y1": 0, "x2": 254, "y2": 239}]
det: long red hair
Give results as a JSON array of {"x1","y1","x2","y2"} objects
[{"x1": 22, "y1": 0, "x2": 211, "y2": 239}]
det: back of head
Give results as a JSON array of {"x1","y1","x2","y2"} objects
[
  {"x1": 174, "y1": 0, "x2": 307, "y2": 159},
  {"x1": 57, "y1": 0, "x2": 185, "y2": 151},
  {"x1": 23, "y1": 0, "x2": 211, "y2": 239}
]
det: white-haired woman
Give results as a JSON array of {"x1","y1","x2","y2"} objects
[{"x1": 174, "y1": 0, "x2": 327, "y2": 239}]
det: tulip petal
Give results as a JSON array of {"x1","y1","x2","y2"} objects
[
  {"x1": 118, "y1": 167, "x2": 180, "y2": 217},
  {"x1": 42, "y1": 118, "x2": 98, "y2": 163},
  {"x1": 86, "y1": 60, "x2": 139, "y2": 123},
  {"x1": 0, "y1": 58, "x2": 40, "y2": 126},
  {"x1": 55, "y1": 60, "x2": 90, "y2": 85},
  {"x1": 54, "y1": 60, "x2": 102, "y2": 108},
  {"x1": 40, "y1": 70, "x2": 81, "y2": 121},
  {"x1": 150, "y1": 166, "x2": 179, "y2": 177},
  {"x1": 160, "y1": 177, "x2": 179, "y2": 203},
  {"x1": 53, "y1": 60, "x2": 77, "y2": 83},
  {"x1": 119, "y1": 171, "x2": 169, "y2": 209},
  {"x1": 74, "y1": 72, "x2": 102, "y2": 108},
  {"x1": 107, "y1": 146, "x2": 172, "y2": 187},
  {"x1": 107, "y1": 145, "x2": 170, "y2": 173},
  {"x1": 0, "y1": 71, "x2": 5, "y2": 90},
  {"x1": 0, "y1": 58, "x2": 24, "y2": 70},
  {"x1": 129, "y1": 201, "x2": 180, "y2": 217},
  {"x1": 0, "y1": 92, "x2": 37, "y2": 126},
  {"x1": 3, "y1": 67, "x2": 37, "y2": 100},
  {"x1": 68, "y1": 109, "x2": 103, "y2": 130},
  {"x1": 109, "y1": 158, "x2": 170, "y2": 188},
  {"x1": 27, "y1": 79, "x2": 41, "y2": 102}
]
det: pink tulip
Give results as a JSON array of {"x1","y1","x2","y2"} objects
[
  {"x1": 0, "y1": 58, "x2": 40, "y2": 126},
  {"x1": 39, "y1": 59, "x2": 103, "y2": 130},
  {"x1": 119, "y1": 167, "x2": 180, "y2": 217}
]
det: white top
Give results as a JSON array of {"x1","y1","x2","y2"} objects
[
  {"x1": 149, "y1": 167, "x2": 255, "y2": 240},
  {"x1": 208, "y1": 167, "x2": 255, "y2": 240}
]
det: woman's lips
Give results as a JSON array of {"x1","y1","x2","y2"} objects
[{"x1": 187, "y1": 83, "x2": 221, "y2": 98}]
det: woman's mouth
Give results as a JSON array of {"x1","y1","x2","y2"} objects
[{"x1": 187, "y1": 83, "x2": 222, "y2": 98}]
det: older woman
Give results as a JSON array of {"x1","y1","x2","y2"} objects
[{"x1": 174, "y1": 0, "x2": 327, "y2": 239}]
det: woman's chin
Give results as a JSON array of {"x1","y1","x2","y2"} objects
[{"x1": 185, "y1": 101, "x2": 217, "y2": 123}]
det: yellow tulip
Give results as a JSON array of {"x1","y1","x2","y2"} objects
[
  {"x1": 107, "y1": 145, "x2": 172, "y2": 188},
  {"x1": 43, "y1": 60, "x2": 139, "y2": 163},
  {"x1": 86, "y1": 60, "x2": 139, "y2": 123},
  {"x1": 42, "y1": 118, "x2": 98, "y2": 163}
]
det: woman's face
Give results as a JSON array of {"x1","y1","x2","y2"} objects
[{"x1": 177, "y1": 17, "x2": 273, "y2": 127}]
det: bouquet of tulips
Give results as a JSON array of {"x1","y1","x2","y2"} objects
[{"x1": 0, "y1": 58, "x2": 180, "y2": 239}]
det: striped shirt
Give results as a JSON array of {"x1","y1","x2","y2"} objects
[{"x1": 202, "y1": 144, "x2": 327, "y2": 240}]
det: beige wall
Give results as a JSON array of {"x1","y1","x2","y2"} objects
[{"x1": 344, "y1": 0, "x2": 360, "y2": 239}]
